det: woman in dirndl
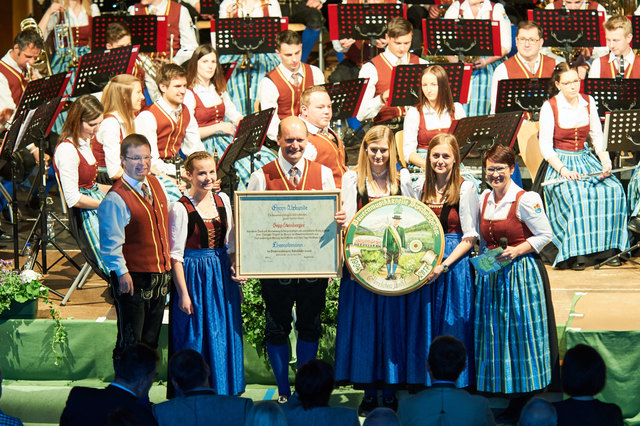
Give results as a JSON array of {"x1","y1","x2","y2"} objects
[
  {"x1": 184, "y1": 44, "x2": 276, "y2": 190},
  {"x1": 53, "y1": 94, "x2": 110, "y2": 280},
  {"x1": 538, "y1": 62, "x2": 629, "y2": 270},
  {"x1": 408, "y1": 133, "x2": 478, "y2": 388},
  {"x1": 168, "y1": 151, "x2": 244, "y2": 395}
]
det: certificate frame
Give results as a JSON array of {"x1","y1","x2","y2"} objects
[{"x1": 235, "y1": 190, "x2": 342, "y2": 279}]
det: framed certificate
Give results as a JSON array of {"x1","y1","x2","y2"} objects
[{"x1": 235, "y1": 191, "x2": 342, "y2": 279}]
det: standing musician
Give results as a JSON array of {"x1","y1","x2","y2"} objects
[
  {"x1": 246, "y1": 116, "x2": 346, "y2": 403},
  {"x1": 357, "y1": 17, "x2": 425, "y2": 125},
  {"x1": 490, "y1": 21, "x2": 559, "y2": 114},
  {"x1": 588, "y1": 15, "x2": 640, "y2": 79},
  {"x1": 260, "y1": 30, "x2": 325, "y2": 142},
  {"x1": 538, "y1": 62, "x2": 629, "y2": 270},
  {"x1": 128, "y1": 0, "x2": 198, "y2": 65},
  {"x1": 298, "y1": 86, "x2": 347, "y2": 188}
]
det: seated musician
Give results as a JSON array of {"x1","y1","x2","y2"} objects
[
  {"x1": 490, "y1": 21, "x2": 559, "y2": 114},
  {"x1": 135, "y1": 63, "x2": 204, "y2": 201},
  {"x1": 259, "y1": 30, "x2": 325, "y2": 142},
  {"x1": 356, "y1": 17, "x2": 425, "y2": 125},
  {"x1": 588, "y1": 15, "x2": 640, "y2": 79}
]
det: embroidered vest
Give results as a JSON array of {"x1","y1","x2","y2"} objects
[
  {"x1": 549, "y1": 94, "x2": 590, "y2": 152},
  {"x1": 480, "y1": 190, "x2": 533, "y2": 249},
  {"x1": 597, "y1": 55, "x2": 640, "y2": 79},
  {"x1": 148, "y1": 102, "x2": 190, "y2": 159},
  {"x1": 92, "y1": 114, "x2": 124, "y2": 168},
  {"x1": 190, "y1": 89, "x2": 225, "y2": 127},
  {"x1": 267, "y1": 63, "x2": 315, "y2": 119},
  {"x1": 178, "y1": 193, "x2": 227, "y2": 249},
  {"x1": 417, "y1": 108, "x2": 454, "y2": 149},
  {"x1": 0, "y1": 59, "x2": 26, "y2": 106},
  {"x1": 133, "y1": 1, "x2": 181, "y2": 57},
  {"x1": 370, "y1": 53, "x2": 421, "y2": 123},
  {"x1": 262, "y1": 159, "x2": 324, "y2": 190},
  {"x1": 307, "y1": 129, "x2": 347, "y2": 188},
  {"x1": 503, "y1": 54, "x2": 556, "y2": 79},
  {"x1": 53, "y1": 140, "x2": 98, "y2": 189}
]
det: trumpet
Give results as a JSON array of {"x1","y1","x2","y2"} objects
[
  {"x1": 20, "y1": 17, "x2": 52, "y2": 76},
  {"x1": 54, "y1": 9, "x2": 79, "y2": 69}
]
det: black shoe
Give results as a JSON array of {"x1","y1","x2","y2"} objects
[
  {"x1": 382, "y1": 395, "x2": 398, "y2": 412},
  {"x1": 572, "y1": 262, "x2": 586, "y2": 271},
  {"x1": 358, "y1": 395, "x2": 378, "y2": 417},
  {"x1": 607, "y1": 258, "x2": 621, "y2": 267},
  {"x1": 385, "y1": 274, "x2": 391, "y2": 280},
  {"x1": 277, "y1": 395, "x2": 289, "y2": 404}
]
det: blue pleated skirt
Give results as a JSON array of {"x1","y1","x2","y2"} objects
[
  {"x1": 171, "y1": 247, "x2": 245, "y2": 395},
  {"x1": 334, "y1": 268, "x2": 407, "y2": 386},
  {"x1": 78, "y1": 185, "x2": 109, "y2": 277},
  {"x1": 628, "y1": 165, "x2": 640, "y2": 217},
  {"x1": 155, "y1": 174, "x2": 183, "y2": 203},
  {"x1": 463, "y1": 59, "x2": 501, "y2": 118},
  {"x1": 474, "y1": 253, "x2": 551, "y2": 394},
  {"x1": 406, "y1": 233, "x2": 475, "y2": 387},
  {"x1": 543, "y1": 147, "x2": 629, "y2": 265}
]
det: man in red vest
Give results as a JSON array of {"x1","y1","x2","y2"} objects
[
  {"x1": 98, "y1": 134, "x2": 172, "y2": 364},
  {"x1": 247, "y1": 116, "x2": 346, "y2": 402},
  {"x1": 490, "y1": 21, "x2": 559, "y2": 114},
  {"x1": 356, "y1": 17, "x2": 425, "y2": 125},
  {"x1": 259, "y1": 30, "x2": 325, "y2": 142},
  {"x1": 299, "y1": 86, "x2": 347, "y2": 188},
  {"x1": 589, "y1": 15, "x2": 640, "y2": 79}
]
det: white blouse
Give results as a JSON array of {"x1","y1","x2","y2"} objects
[
  {"x1": 183, "y1": 85, "x2": 243, "y2": 126},
  {"x1": 44, "y1": 4, "x2": 101, "y2": 40},
  {"x1": 169, "y1": 191, "x2": 235, "y2": 262},
  {"x1": 218, "y1": 0, "x2": 282, "y2": 18},
  {"x1": 443, "y1": 0, "x2": 512, "y2": 54},
  {"x1": 54, "y1": 138, "x2": 99, "y2": 208},
  {"x1": 95, "y1": 112, "x2": 126, "y2": 179}
]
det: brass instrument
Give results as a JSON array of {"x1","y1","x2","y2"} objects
[
  {"x1": 136, "y1": 53, "x2": 159, "y2": 82},
  {"x1": 20, "y1": 17, "x2": 53, "y2": 76},
  {"x1": 54, "y1": 9, "x2": 79, "y2": 69}
]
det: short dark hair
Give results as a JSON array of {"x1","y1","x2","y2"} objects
[
  {"x1": 387, "y1": 17, "x2": 413, "y2": 38},
  {"x1": 156, "y1": 63, "x2": 187, "y2": 89},
  {"x1": 517, "y1": 21, "x2": 543, "y2": 39},
  {"x1": 483, "y1": 144, "x2": 516, "y2": 168},
  {"x1": 428, "y1": 335, "x2": 467, "y2": 382},
  {"x1": 121, "y1": 133, "x2": 151, "y2": 157},
  {"x1": 169, "y1": 349, "x2": 210, "y2": 392},
  {"x1": 277, "y1": 30, "x2": 302, "y2": 48},
  {"x1": 561, "y1": 344, "x2": 607, "y2": 397},
  {"x1": 518, "y1": 398, "x2": 557, "y2": 426},
  {"x1": 106, "y1": 22, "x2": 131, "y2": 45},
  {"x1": 14, "y1": 29, "x2": 44, "y2": 51},
  {"x1": 114, "y1": 343, "x2": 158, "y2": 384},
  {"x1": 295, "y1": 359, "x2": 334, "y2": 410}
]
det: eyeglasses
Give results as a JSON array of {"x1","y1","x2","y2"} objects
[
  {"x1": 516, "y1": 37, "x2": 540, "y2": 44},
  {"x1": 486, "y1": 166, "x2": 509, "y2": 174},
  {"x1": 559, "y1": 79, "x2": 580, "y2": 86},
  {"x1": 125, "y1": 155, "x2": 152, "y2": 161}
]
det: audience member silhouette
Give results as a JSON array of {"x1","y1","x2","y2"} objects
[
  {"x1": 364, "y1": 407, "x2": 401, "y2": 426},
  {"x1": 245, "y1": 401, "x2": 288, "y2": 426},
  {"x1": 518, "y1": 398, "x2": 557, "y2": 426}
]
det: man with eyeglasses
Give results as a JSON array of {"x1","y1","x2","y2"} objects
[
  {"x1": 589, "y1": 15, "x2": 640, "y2": 79},
  {"x1": 99, "y1": 134, "x2": 172, "y2": 367},
  {"x1": 490, "y1": 21, "x2": 559, "y2": 114}
]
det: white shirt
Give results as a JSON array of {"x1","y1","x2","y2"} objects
[
  {"x1": 169, "y1": 191, "x2": 235, "y2": 262},
  {"x1": 218, "y1": 0, "x2": 282, "y2": 18},
  {"x1": 134, "y1": 97, "x2": 204, "y2": 175},
  {"x1": 341, "y1": 168, "x2": 415, "y2": 224},
  {"x1": 443, "y1": 0, "x2": 512, "y2": 54},
  {"x1": 54, "y1": 138, "x2": 99, "y2": 208},
  {"x1": 44, "y1": 4, "x2": 101, "y2": 39},
  {"x1": 0, "y1": 51, "x2": 25, "y2": 112},
  {"x1": 402, "y1": 103, "x2": 466, "y2": 163},
  {"x1": 357, "y1": 49, "x2": 427, "y2": 122},
  {"x1": 588, "y1": 50, "x2": 638, "y2": 79},
  {"x1": 246, "y1": 153, "x2": 336, "y2": 190},
  {"x1": 479, "y1": 181, "x2": 552, "y2": 253},
  {"x1": 95, "y1": 112, "x2": 126, "y2": 179},
  {"x1": 183, "y1": 84, "x2": 243, "y2": 125},
  {"x1": 259, "y1": 63, "x2": 325, "y2": 141},
  {"x1": 538, "y1": 92, "x2": 604, "y2": 160},
  {"x1": 414, "y1": 178, "x2": 479, "y2": 240},
  {"x1": 128, "y1": 0, "x2": 198, "y2": 65}
]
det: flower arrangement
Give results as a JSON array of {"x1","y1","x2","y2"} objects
[{"x1": 0, "y1": 259, "x2": 67, "y2": 365}]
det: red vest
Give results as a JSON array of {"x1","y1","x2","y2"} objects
[
  {"x1": 427, "y1": 201, "x2": 463, "y2": 234},
  {"x1": 503, "y1": 54, "x2": 556, "y2": 79},
  {"x1": 417, "y1": 109, "x2": 454, "y2": 149},
  {"x1": 71, "y1": 23, "x2": 91, "y2": 47},
  {"x1": 0, "y1": 59, "x2": 26, "y2": 106},
  {"x1": 549, "y1": 94, "x2": 590, "y2": 152},
  {"x1": 480, "y1": 190, "x2": 533, "y2": 249},
  {"x1": 110, "y1": 175, "x2": 171, "y2": 273},
  {"x1": 178, "y1": 193, "x2": 227, "y2": 249},
  {"x1": 370, "y1": 53, "x2": 421, "y2": 123},
  {"x1": 267, "y1": 63, "x2": 315, "y2": 119},
  {"x1": 262, "y1": 159, "x2": 324, "y2": 190},
  {"x1": 189, "y1": 89, "x2": 225, "y2": 127},
  {"x1": 148, "y1": 103, "x2": 190, "y2": 159},
  {"x1": 596, "y1": 55, "x2": 640, "y2": 79},
  {"x1": 133, "y1": 1, "x2": 181, "y2": 56},
  {"x1": 53, "y1": 140, "x2": 98, "y2": 190},
  {"x1": 307, "y1": 129, "x2": 346, "y2": 188},
  {"x1": 92, "y1": 114, "x2": 124, "y2": 168},
  {"x1": 551, "y1": 0, "x2": 599, "y2": 8}
]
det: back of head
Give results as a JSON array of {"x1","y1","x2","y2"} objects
[
  {"x1": 294, "y1": 359, "x2": 334, "y2": 410},
  {"x1": 364, "y1": 407, "x2": 400, "y2": 426},
  {"x1": 245, "y1": 401, "x2": 287, "y2": 426},
  {"x1": 518, "y1": 398, "x2": 557, "y2": 426},
  {"x1": 386, "y1": 17, "x2": 412, "y2": 38},
  {"x1": 106, "y1": 22, "x2": 131, "y2": 45},
  {"x1": 169, "y1": 349, "x2": 210, "y2": 393},
  {"x1": 561, "y1": 344, "x2": 606, "y2": 397},
  {"x1": 114, "y1": 343, "x2": 159, "y2": 385},
  {"x1": 428, "y1": 335, "x2": 467, "y2": 382}
]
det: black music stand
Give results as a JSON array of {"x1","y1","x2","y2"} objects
[
  {"x1": 527, "y1": 9, "x2": 604, "y2": 63},
  {"x1": 72, "y1": 45, "x2": 139, "y2": 96},
  {"x1": 495, "y1": 78, "x2": 551, "y2": 120},
  {"x1": 322, "y1": 78, "x2": 368, "y2": 120},
  {"x1": 217, "y1": 108, "x2": 275, "y2": 198},
  {"x1": 388, "y1": 63, "x2": 472, "y2": 107},
  {"x1": 93, "y1": 0, "x2": 133, "y2": 13},
  {"x1": 451, "y1": 111, "x2": 524, "y2": 190},
  {"x1": 213, "y1": 17, "x2": 287, "y2": 115},
  {"x1": 582, "y1": 78, "x2": 640, "y2": 118},
  {"x1": 220, "y1": 62, "x2": 237, "y2": 82},
  {"x1": 422, "y1": 18, "x2": 502, "y2": 61},
  {"x1": 633, "y1": 16, "x2": 640, "y2": 50},
  {"x1": 92, "y1": 15, "x2": 167, "y2": 53},
  {"x1": 200, "y1": 0, "x2": 217, "y2": 15},
  {"x1": 13, "y1": 72, "x2": 72, "y2": 122}
]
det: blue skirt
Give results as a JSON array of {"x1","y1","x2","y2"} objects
[
  {"x1": 543, "y1": 147, "x2": 629, "y2": 265},
  {"x1": 155, "y1": 174, "x2": 183, "y2": 203},
  {"x1": 406, "y1": 233, "x2": 475, "y2": 387},
  {"x1": 628, "y1": 164, "x2": 640, "y2": 217},
  {"x1": 474, "y1": 253, "x2": 551, "y2": 393},
  {"x1": 76, "y1": 186, "x2": 109, "y2": 279},
  {"x1": 334, "y1": 268, "x2": 407, "y2": 386},
  {"x1": 463, "y1": 59, "x2": 501, "y2": 117},
  {"x1": 171, "y1": 247, "x2": 245, "y2": 395}
]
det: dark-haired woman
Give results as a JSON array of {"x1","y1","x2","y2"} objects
[
  {"x1": 407, "y1": 133, "x2": 478, "y2": 388},
  {"x1": 539, "y1": 63, "x2": 629, "y2": 270},
  {"x1": 168, "y1": 151, "x2": 244, "y2": 395}
]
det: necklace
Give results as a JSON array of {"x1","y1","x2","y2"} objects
[{"x1": 372, "y1": 169, "x2": 387, "y2": 178}]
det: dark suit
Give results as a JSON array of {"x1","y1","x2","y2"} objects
[
  {"x1": 59, "y1": 384, "x2": 157, "y2": 426},
  {"x1": 398, "y1": 383, "x2": 496, "y2": 426},
  {"x1": 152, "y1": 389, "x2": 253, "y2": 426},
  {"x1": 280, "y1": 394, "x2": 359, "y2": 426},
  {"x1": 553, "y1": 398, "x2": 623, "y2": 426}
]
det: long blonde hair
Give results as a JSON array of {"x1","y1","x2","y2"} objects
[
  {"x1": 55, "y1": 0, "x2": 94, "y2": 18},
  {"x1": 421, "y1": 133, "x2": 462, "y2": 206},
  {"x1": 356, "y1": 126, "x2": 400, "y2": 196},
  {"x1": 101, "y1": 74, "x2": 141, "y2": 136}
]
